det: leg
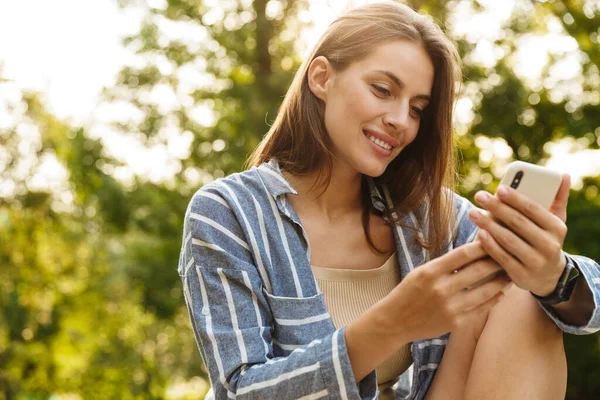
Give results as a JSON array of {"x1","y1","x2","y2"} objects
[
  {"x1": 425, "y1": 284, "x2": 567, "y2": 400},
  {"x1": 425, "y1": 302, "x2": 490, "y2": 400},
  {"x1": 464, "y1": 284, "x2": 567, "y2": 399}
]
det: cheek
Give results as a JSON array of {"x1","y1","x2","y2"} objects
[
  {"x1": 409, "y1": 124, "x2": 421, "y2": 142},
  {"x1": 325, "y1": 88, "x2": 371, "y2": 131},
  {"x1": 395, "y1": 124, "x2": 421, "y2": 152},
  {"x1": 338, "y1": 84, "x2": 381, "y2": 119},
  {"x1": 338, "y1": 91, "x2": 369, "y2": 121}
]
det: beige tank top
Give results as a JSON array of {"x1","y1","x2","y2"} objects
[{"x1": 311, "y1": 252, "x2": 412, "y2": 399}]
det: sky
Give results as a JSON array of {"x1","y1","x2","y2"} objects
[
  {"x1": 0, "y1": 0, "x2": 141, "y2": 124},
  {"x1": 0, "y1": 0, "x2": 599, "y2": 194}
]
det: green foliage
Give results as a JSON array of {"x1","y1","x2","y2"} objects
[
  {"x1": 563, "y1": 176, "x2": 600, "y2": 399},
  {"x1": 106, "y1": 0, "x2": 309, "y2": 177},
  {"x1": 1, "y1": 0, "x2": 599, "y2": 399},
  {"x1": 0, "y1": 101, "x2": 204, "y2": 399}
]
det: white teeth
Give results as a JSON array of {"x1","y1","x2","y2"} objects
[{"x1": 368, "y1": 135, "x2": 392, "y2": 150}]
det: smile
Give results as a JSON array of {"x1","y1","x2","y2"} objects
[
  {"x1": 366, "y1": 134, "x2": 393, "y2": 150},
  {"x1": 362, "y1": 129, "x2": 399, "y2": 152}
]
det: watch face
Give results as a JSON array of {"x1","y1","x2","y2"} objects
[
  {"x1": 567, "y1": 265, "x2": 580, "y2": 281},
  {"x1": 532, "y1": 258, "x2": 580, "y2": 305},
  {"x1": 564, "y1": 262, "x2": 580, "y2": 285},
  {"x1": 560, "y1": 262, "x2": 580, "y2": 300}
]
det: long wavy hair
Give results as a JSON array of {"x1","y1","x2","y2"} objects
[{"x1": 247, "y1": 2, "x2": 461, "y2": 256}]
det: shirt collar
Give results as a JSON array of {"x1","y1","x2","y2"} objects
[
  {"x1": 255, "y1": 158, "x2": 298, "y2": 197},
  {"x1": 256, "y1": 158, "x2": 387, "y2": 213}
]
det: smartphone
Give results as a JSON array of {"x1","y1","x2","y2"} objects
[
  {"x1": 498, "y1": 161, "x2": 562, "y2": 210},
  {"x1": 466, "y1": 161, "x2": 563, "y2": 289}
]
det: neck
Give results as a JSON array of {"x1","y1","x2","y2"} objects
[{"x1": 283, "y1": 160, "x2": 364, "y2": 222}]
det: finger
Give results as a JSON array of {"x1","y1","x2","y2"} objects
[
  {"x1": 453, "y1": 273, "x2": 512, "y2": 312},
  {"x1": 435, "y1": 241, "x2": 487, "y2": 274},
  {"x1": 468, "y1": 208, "x2": 539, "y2": 267},
  {"x1": 494, "y1": 185, "x2": 564, "y2": 234},
  {"x1": 449, "y1": 258, "x2": 504, "y2": 293},
  {"x1": 477, "y1": 229, "x2": 526, "y2": 280},
  {"x1": 549, "y1": 173, "x2": 571, "y2": 223},
  {"x1": 471, "y1": 193, "x2": 550, "y2": 250},
  {"x1": 458, "y1": 290, "x2": 505, "y2": 327}
]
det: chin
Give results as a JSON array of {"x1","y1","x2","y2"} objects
[
  {"x1": 357, "y1": 160, "x2": 389, "y2": 178},
  {"x1": 364, "y1": 170, "x2": 387, "y2": 178}
]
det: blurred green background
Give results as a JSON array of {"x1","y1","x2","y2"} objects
[{"x1": 1, "y1": 0, "x2": 599, "y2": 399}]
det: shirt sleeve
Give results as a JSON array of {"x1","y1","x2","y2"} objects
[
  {"x1": 451, "y1": 193, "x2": 600, "y2": 335},
  {"x1": 178, "y1": 186, "x2": 378, "y2": 400},
  {"x1": 538, "y1": 254, "x2": 600, "y2": 335}
]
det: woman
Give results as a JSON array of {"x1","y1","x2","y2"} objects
[{"x1": 178, "y1": 3, "x2": 600, "y2": 399}]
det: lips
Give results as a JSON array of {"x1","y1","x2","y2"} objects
[{"x1": 363, "y1": 129, "x2": 399, "y2": 149}]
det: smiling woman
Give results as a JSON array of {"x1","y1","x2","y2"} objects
[
  {"x1": 178, "y1": 2, "x2": 600, "y2": 400},
  {"x1": 311, "y1": 41, "x2": 434, "y2": 176},
  {"x1": 248, "y1": 3, "x2": 460, "y2": 258}
]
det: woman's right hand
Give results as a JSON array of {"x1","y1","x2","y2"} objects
[
  {"x1": 345, "y1": 241, "x2": 511, "y2": 382},
  {"x1": 378, "y1": 241, "x2": 511, "y2": 344}
]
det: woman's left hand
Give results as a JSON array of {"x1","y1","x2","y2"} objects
[{"x1": 467, "y1": 174, "x2": 571, "y2": 297}]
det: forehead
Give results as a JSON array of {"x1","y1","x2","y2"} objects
[{"x1": 347, "y1": 40, "x2": 435, "y2": 94}]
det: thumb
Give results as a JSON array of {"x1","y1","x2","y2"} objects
[{"x1": 549, "y1": 173, "x2": 571, "y2": 223}]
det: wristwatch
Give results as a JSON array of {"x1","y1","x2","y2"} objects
[{"x1": 531, "y1": 255, "x2": 580, "y2": 306}]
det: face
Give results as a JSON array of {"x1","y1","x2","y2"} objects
[{"x1": 310, "y1": 40, "x2": 435, "y2": 177}]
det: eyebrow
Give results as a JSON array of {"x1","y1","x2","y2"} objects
[{"x1": 373, "y1": 70, "x2": 431, "y2": 101}]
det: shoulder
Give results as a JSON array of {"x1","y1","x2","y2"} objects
[
  {"x1": 182, "y1": 172, "x2": 262, "y2": 269},
  {"x1": 187, "y1": 168, "x2": 266, "y2": 214},
  {"x1": 183, "y1": 170, "x2": 264, "y2": 252},
  {"x1": 184, "y1": 167, "x2": 280, "y2": 242}
]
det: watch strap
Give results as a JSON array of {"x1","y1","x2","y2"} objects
[{"x1": 531, "y1": 254, "x2": 580, "y2": 306}]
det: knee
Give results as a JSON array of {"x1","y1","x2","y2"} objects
[{"x1": 492, "y1": 285, "x2": 564, "y2": 344}]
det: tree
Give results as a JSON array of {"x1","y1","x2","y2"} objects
[
  {"x1": 1, "y1": 0, "x2": 599, "y2": 398},
  {"x1": 2, "y1": 0, "x2": 312, "y2": 398},
  {"x1": 108, "y1": 0, "x2": 310, "y2": 177},
  {"x1": 0, "y1": 87, "x2": 204, "y2": 399}
]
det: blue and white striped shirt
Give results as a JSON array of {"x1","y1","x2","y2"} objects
[{"x1": 178, "y1": 158, "x2": 600, "y2": 400}]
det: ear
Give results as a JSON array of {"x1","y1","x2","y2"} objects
[{"x1": 307, "y1": 56, "x2": 334, "y2": 102}]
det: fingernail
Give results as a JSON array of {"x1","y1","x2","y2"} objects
[
  {"x1": 469, "y1": 209, "x2": 481, "y2": 220},
  {"x1": 478, "y1": 230, "x2": 488, "y2": 239},
  {"x1": 475, "y1": 191, "x2": 491, "y2": 204},
  {"x1": 497, "y1": 185, "x2": 508, "y2": 199}
]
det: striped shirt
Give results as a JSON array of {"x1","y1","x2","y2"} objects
[{"x1": 178, "y1": 158, "x2": 600, "y2": 400}]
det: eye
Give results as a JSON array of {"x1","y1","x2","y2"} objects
[
  {"x1": 372, "y1": 84, "x2": 391, "y2": 97},
  {"x1": 410, "y1": 106, "x2": 424, "y2": 118}
]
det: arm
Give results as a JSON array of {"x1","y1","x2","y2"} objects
[
  {"x1": 344, "y1": 295, "x2": 410, "y2": 383},
  {"x1": 545, "y1": 254, "x2": 599, "y2": 331},
  {"x1": 179, "y1": 186, "x2": 377, "y2": 399},
  {"x1": 346, "y1": 240, "x2": 512, "y2": 383},
  {"x1": 466, "y1": 178, "x2": 600, "y2": 335}
]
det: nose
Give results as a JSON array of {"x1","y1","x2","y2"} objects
[{"x1": 382, "y1": 102, "x2": 410, "y2": 132}]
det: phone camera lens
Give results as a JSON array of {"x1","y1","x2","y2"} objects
[{"x1": 511, "y1": 171, "x2": 523, "y2": 189}]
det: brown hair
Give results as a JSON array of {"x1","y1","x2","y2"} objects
[{"x1": 247, "y1": 2, "x2": 461, "y2": 256}]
